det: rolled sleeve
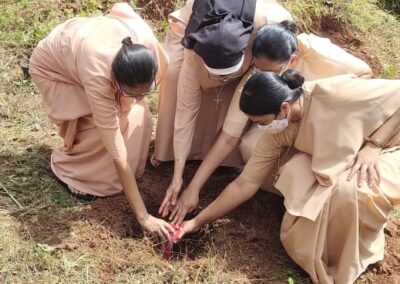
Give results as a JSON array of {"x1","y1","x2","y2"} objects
[
  {"x1": 241, "y1": 123, "x2": 299, "y2": 184},
  {"x1": 222, "y1": 68, "x2": 255, "y2": 138}
]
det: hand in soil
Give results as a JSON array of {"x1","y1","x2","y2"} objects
[
  {"x1": 169, "y1": 188, "x2": 199, "y2": 225},
  {"x1": 140, "y1": 214, "x2": 175, "y2": 241},
  {"x1": 176, "y1": 219, "x2": 199, "y2": 240},
  {"x1": 159, "y1": 177, "x2": 183, "y2": 217}
]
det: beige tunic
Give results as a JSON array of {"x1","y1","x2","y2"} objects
[
  {"x1": 154, "y1": 0, "x2": 292, "y2": 165},
  {"x1": 29, "y1": 3, "x2": 168, "y2": 196},
  {"x1": 223, "y1": 33, "x2": 373, "y2": 166},
  {"x1": 241, "y1": 75, "x2": 400, "y2": 283}
]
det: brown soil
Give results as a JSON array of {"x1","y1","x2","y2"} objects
[
  {"x1": 136, "y1": 0, "x2": 176, "y2": 21},
  {"x1": 311, "y1": 14, "x2": 382, "y2": 75},
  {"x1": 21, "y1": 144, "x2": 400, "y2": 283},
  {"x1": 18, "y1": 1, "x2": 398, "y2": 283},
  {"x1": 358, "y1": 222, "x2": 400, "y2": 284},
  {"x1": 21, "y1": 147, "x2": 307, "y2": 282}
]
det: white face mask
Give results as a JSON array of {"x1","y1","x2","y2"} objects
[{"x1": 257, "y1": 118, "x2": 289, "y2": 134}]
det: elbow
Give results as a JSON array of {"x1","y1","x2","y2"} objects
[
  {"x1": 234, "y1": 175, "x2": 260, "y2": 199},
  {"x1": 360, "y1": 66, "x2": 373, "y2": 79},
  {"x1": 113, "y1": 155, "x2": 128, "y2": 168},
  {"x1": 221, "y1": 131, "x2": 240, "y2": 148}
]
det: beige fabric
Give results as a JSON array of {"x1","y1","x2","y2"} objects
[
  {"x1": 154, "y1": 1, "x2": 193, "y2": 162},
  {"x1": 154, "y1": 0, "x2": 292, "y2": 165},
  {"x1": 281, "y1": 150, "x2": 400, "y2": 284},
  {"x1": 295, "y1": 33, "x2": 372, "y2": 80},
  {"x1": 29, "y1": 3, "x2": 167, "y2": 196},
  {"x1": 223, "y1": 33, "x2": 373, "y2": 160},
  {"x1": 241, "y1": 76, "x2": 400, "y2": 283}
]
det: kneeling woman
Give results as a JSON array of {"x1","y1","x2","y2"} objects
[
  {"x1": 29, "y1": 3, "x2": 173, "y2": 238},
  {"x1": 179, "y1": 70, "x2": 400, "y2": 283}
]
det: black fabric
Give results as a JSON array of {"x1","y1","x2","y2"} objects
[{"x1": 182, "y1": 0, "x2": 256, "y2": 69}]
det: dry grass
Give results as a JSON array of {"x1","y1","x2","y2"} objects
[
  {"x1": 0, "y1": 1, "x2": 252, "y2": 282},
  {"x1": 0, "y1": 0, "x2": 399, "y2": 283}
]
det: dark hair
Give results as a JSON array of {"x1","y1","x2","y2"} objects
[
  {"x1": 252, "y1": 20, "x2": 298, "y2": 62},
  {"x1": 239, "y1": 69, "x2": 304, "y2": 116},
  {"x1": 112, "y1": 36, "x2": 158, "y2": 87}
]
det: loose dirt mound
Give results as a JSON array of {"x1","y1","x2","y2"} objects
[{"x1": 358, "y1": 222, "x2": 400, "y2": 284}]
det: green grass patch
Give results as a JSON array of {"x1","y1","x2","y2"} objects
[{"x1": 282, "y1": 0, "x2": 400, "y2": 77}]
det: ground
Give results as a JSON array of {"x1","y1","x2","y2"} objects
[{"x1": 0, "y1": 0, "x2": 399, "y2": 283}]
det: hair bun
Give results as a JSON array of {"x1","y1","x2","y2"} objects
[
  {"x1": 121, "y1": 36, "x2": 134, "y2": 46},
  {"x1": 281, "y1": 69, "x2": 304, "y2": 89},
  {"x1": 279, "y1": 20, "x2": 298, "y2": 34}
]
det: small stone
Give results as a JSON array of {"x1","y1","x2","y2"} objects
[
  {"x1": 29, "y1": 216, "x2": 38, "y2": 223},
  {"x1": 64, "y1": 243, "x2": 78, "y2": 251},
  {"x1": 245, "y1": 227, "x2": 258, "y2": 242},
  {"x1": 31, "y1": 123, "x2": 41, "y2": 132},
  {"x1": 100, "y1": 233, "x2": 107, "y2": 240}
]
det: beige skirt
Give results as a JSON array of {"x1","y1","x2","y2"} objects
[{"x1": 280, "y1": 150, "x2": 400, "y2": 283}]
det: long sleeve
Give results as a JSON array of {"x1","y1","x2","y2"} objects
[
  {"x1": 173, "y1": 50, "x2": 202, "y2": 160},
  {"x1": 76, "y1": 39, "x2": 127, "y2": 161}
]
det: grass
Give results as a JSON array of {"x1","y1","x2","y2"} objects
[
  {"x1": 377, "y1": 0, "x2": 400, "y2": 15},
  {"x1": 281, "y1": 0, "x2": 400, "y2": 78},
  {"x1": 0, "y1": 0, "x2": 399, "y2": 283}
]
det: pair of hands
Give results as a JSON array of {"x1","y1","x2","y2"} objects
[
  {"x1": 139, "y1": 178, "x2": 200, "y2": 241},
  {"x1": 139, "y1": 213, "x2": 198, "y2": 241},
  {"x1": 158, "y1": 177, "x2": 199, "y2": 225}
]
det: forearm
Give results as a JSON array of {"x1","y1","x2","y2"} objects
[
  {"x1": 172, "y1": 117, "x2": 196, "y2": 179},
  {"x1": 188, "y1": 131, "x2": 240, "y2": 193},
  {"x1": 370, "y1": 107, "x2": 400, "y2": 144},
  {"x1": 173, "y1": 112, "x2": 197, "y2": 168},
  {"x1": 172, "y1": 158, "x2": 186, "y2": 180},
  {"x1": 192, "y1": 176, "x2": 260, "y2": 228},
  {"x1": 114, "y1": 159, "x2": 148, "y2": 222}
]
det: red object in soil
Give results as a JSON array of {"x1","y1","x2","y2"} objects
[
  {"x1": 162, "y1": 241, "x2": 173, "y2": 260},
  {"x1": 162, "y1": 224, "x2": 183, "y2": 260}
]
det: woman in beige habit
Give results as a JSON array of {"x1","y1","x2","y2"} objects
[
  {"x1": 168, "y1": 20, "x2": 373, "y2": 224},
  {"x1": 178, "y1": 70, "x2": 400, "y2": 283},
  {"x1": 156, "y1": 0, "x2": 293, "y2": 217},
  {"x1": 29, "y1": 3, "x2": 174, "y2": 239}
]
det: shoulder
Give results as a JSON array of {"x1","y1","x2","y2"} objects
[
  {"x1": 254, "y1": 0, "x2": 293, "y2": 29},
  {"x1": 108, "y1": 3, "x2": 156, "y2": 42}
]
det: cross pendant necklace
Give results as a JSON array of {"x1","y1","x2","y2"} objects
[{"x1": 213, "y1": 83, "x2": 225, "y2": 109}]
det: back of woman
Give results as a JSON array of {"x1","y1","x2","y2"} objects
[
  {"x1": 29, "y1": 3, "x2": 168, "y2": 197},
  {"x1": 277, "y1": 74, "x2": 400, "y2": 283},
  {"x1": 176, "y1": 71, "x2": 400, "y2": 284}
]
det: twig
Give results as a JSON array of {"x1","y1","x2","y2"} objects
[
  {"x1": 0, "y1": 181, "x2": 23, "y2": 209},
  {"x1": 194, "y1": 262, "x2": 205, "y2": 284},
  {"x1": 153, "y1": 1, "x2": 167, "y2": 22}
]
